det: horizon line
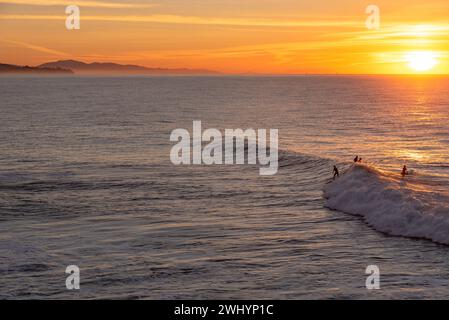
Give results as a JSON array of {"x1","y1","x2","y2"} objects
[{"x1": 1, "y1": 60, "x2": 449, "y2": 77}]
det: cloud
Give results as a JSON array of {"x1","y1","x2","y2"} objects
[
  {"x1": 0, "y1": 13, "x2": 360, "y2": 28},
  {"x1": 0, "y1": 0, "x2": 157, "y2": 9},
  {"x1": 2, "y1": 39, "x2": 70, "y2": 56}
]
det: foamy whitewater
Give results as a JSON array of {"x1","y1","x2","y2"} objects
[
  {"x1": 1, "y1": 75, "x2": 449, "y2": 299},
  {"x1": 325, "y1": 164, "x2": 449, "y2": 244}
]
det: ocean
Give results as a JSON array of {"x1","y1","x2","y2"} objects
[{"x1": 0, "y1": 75, "x2": 448, "y2": 299}]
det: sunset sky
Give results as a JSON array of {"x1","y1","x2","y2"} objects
[{"x1": 1, "y1": 0, "x2": 449, "y2": 74}]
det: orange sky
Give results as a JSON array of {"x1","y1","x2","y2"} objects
[{"x1": 1, "y1": 0, "x2": 449, "y2": 74}]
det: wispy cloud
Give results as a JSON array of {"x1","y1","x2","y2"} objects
[
  {"x1": 2, "y1": 39, "x2": 70, "y2": 56},
  {"x1": 0, "y1": 13, "x2": 360, "y2": 28},
  {"x1": 341, "y1": 24, "x2": 449, "y2": 40},
  {"x1": 0, "y1": 0, "x2": 157, "y2": 9}
]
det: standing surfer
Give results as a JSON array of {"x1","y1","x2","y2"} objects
[{"x1": 333, "y1": 165, "x2": 340, "y2": 180}]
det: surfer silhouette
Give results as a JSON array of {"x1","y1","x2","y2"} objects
[
  {"x1": 358, "y1": 157, "x2": 362, "y2": 163},
  {"x1": 354, "y1": 155, "x2": 359, "y2": 163},
  {"x1": 333, "y1": 165, "x2": 340, "y2": 180},
  {"x1": 401, "y1": 165, "x2": 408, "y2": 177}
]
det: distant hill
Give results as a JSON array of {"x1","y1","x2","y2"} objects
[
  {"x1": 0, "y1": 63, "x2": 73, "y2": 74},
  {"x1": 38, "y1": 60, "x2": 219, "y2": 75}
]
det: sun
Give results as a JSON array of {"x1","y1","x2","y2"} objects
[{"x1": 405, "y1": 51, "x2": 439, "y2": 72}]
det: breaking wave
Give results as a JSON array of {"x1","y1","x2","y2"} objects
[{"x1": 324, "y1": 163, "x2": 449, "y2": 244}]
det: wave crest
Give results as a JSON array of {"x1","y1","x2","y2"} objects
[{"x1": 324, "y1": 163, "x2": 449, "y2": 244}]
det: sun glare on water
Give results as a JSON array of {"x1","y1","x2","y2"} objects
[{"x1": 405, "y1": 51, "x2": 439, "y2": 72}]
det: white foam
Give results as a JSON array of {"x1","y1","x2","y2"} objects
[{"x1": 324, "y1": 163, "x2": 449, "y2": 244}]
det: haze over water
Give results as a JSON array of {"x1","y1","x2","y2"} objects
[{"x1": 0, "y1": 75, "x2": 448, "y2": 299}]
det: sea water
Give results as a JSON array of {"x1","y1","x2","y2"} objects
[{"x1": 0, "y1": 75, "x2": 448, "y2": 299}]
